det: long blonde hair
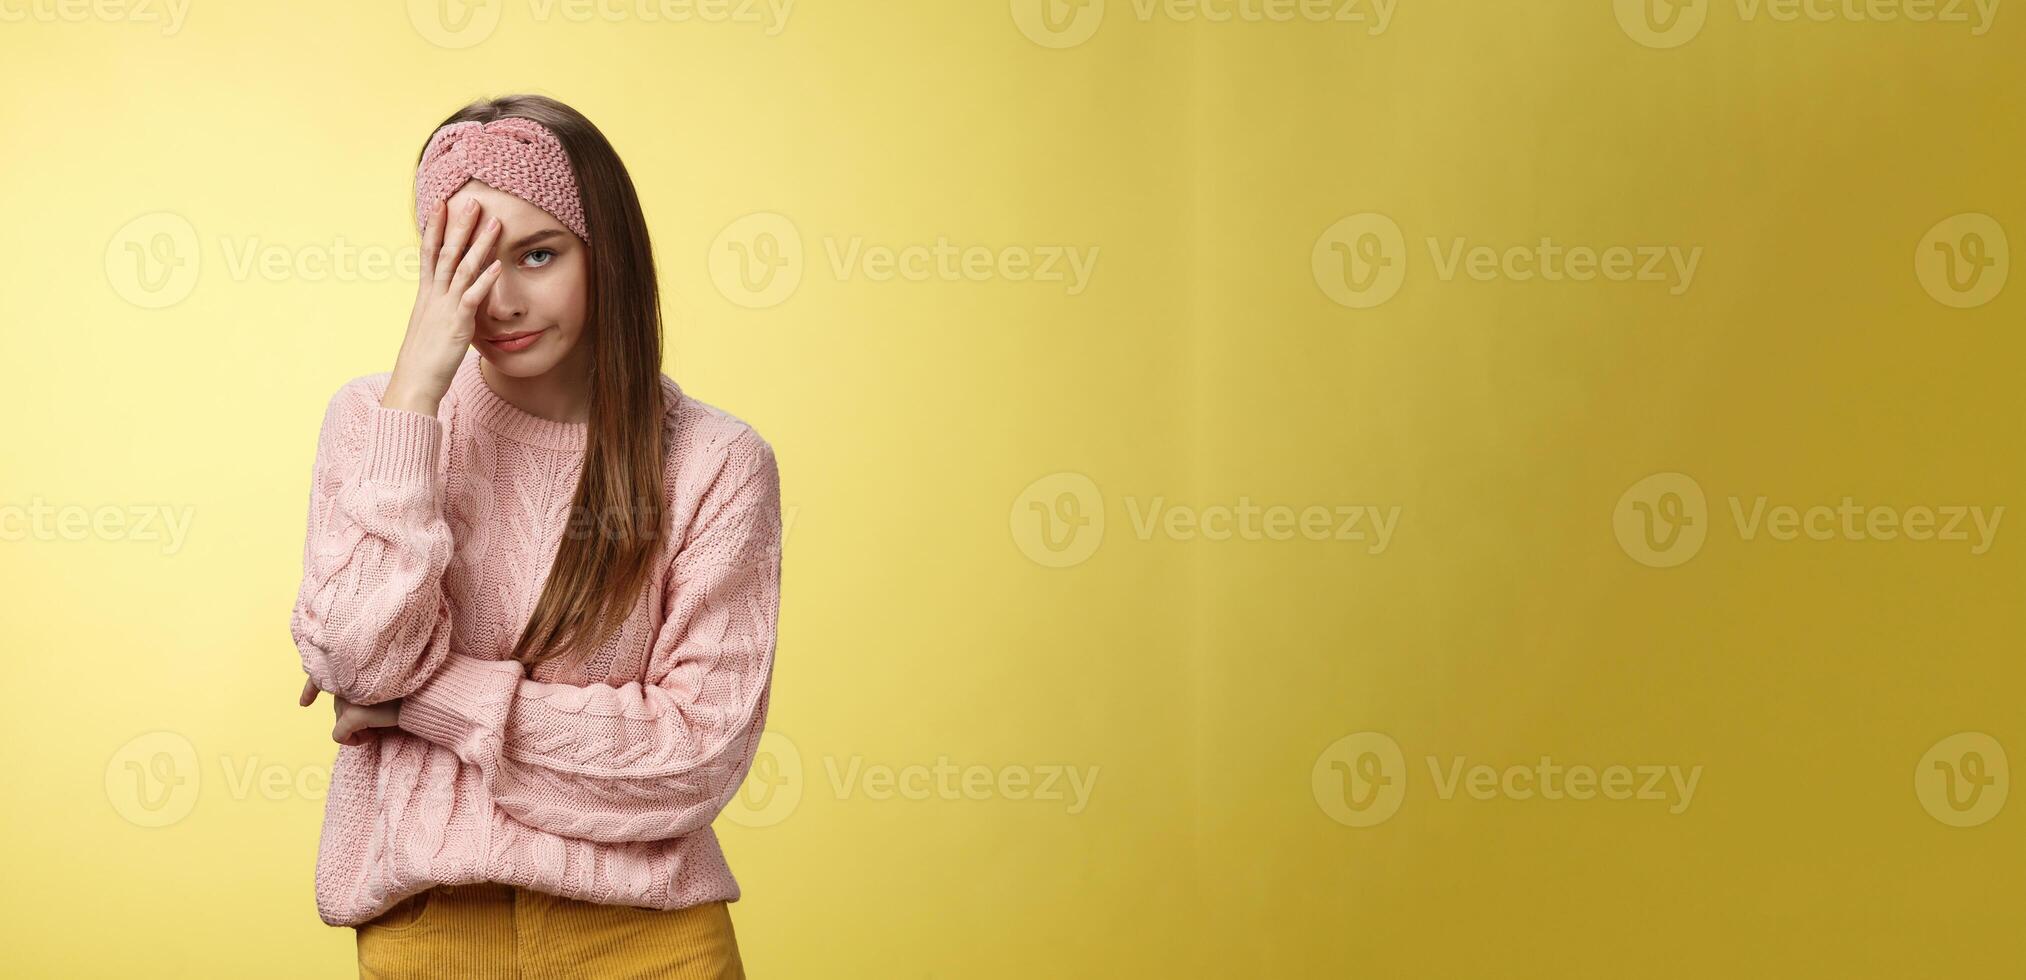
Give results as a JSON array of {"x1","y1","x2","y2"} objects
[{"x1": 420, "y1": 93, "x2": 667, "y2": 673}]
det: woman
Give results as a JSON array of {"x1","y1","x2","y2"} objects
[{"x1": 289, "y1": 93, "x2": 781, "y2": 979}]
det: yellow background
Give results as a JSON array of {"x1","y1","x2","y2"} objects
[{"x1": 2, "y1": 0, "x2": 2021, "y2": 976}]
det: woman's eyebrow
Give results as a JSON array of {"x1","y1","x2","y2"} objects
[{"x1": 505, "y1": 228, "x2": 567, "y2": 251}]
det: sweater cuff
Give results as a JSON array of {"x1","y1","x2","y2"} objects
[
  {"x1": 360, "y1": 406, "x2": 443, "y2": 486},
  {"x1": 396, "y1": 654, "x2": 525, "y2": 766}
]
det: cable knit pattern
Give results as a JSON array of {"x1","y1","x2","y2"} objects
[
  {"x1": 289, "y1": 347, "x2": 782, "y2": 928},
  {"x1": 414, "y1": 116, "x2": 590, "y2": 243}
]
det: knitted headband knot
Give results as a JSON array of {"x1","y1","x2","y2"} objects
[{"x1": 414, "y1": 117, "x2": 590, "y2": 244}]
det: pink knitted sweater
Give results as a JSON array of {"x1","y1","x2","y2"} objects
[{"x1": 289, "y1": 347, "x2": 781, "y2": 928}]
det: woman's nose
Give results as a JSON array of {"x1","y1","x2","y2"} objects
[{"x1": 484, "y1": 269, "x2": 525, "y2": 320}]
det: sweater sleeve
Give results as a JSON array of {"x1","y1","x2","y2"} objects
[
  {"x1": 394, "y1": 428, "x2": 783, "y2": 844},
  {"x1": 288, "y1": 381, "x2": 459, "y2": 706}
]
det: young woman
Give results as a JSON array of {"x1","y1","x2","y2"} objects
[{"x1": 289, "y1": 94, "x2": 781, "y2": 979}]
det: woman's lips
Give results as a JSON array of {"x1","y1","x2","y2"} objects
[{"x1": 484, "y1": 329, "x2": 545, "y2": 353}]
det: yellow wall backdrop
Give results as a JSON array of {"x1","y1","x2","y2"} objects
[{"x1": 1, "y1": 1, "x2": 2021, "y2": 976}]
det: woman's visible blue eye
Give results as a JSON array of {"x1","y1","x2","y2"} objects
[{"x1": 524, "y1": 248, "x2": 555, "y2": 268}]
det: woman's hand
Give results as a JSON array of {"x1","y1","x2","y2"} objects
[
  {"x1": 383, "y1": 196, "x2": 507, "y2": 415},
  {"x1": 299, "y1": 676, "x2": 403, "y2": 746}
]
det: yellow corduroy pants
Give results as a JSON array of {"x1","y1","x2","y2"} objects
[{"x1": 354, "y1": 882, "x2": 746, "y2": 979}]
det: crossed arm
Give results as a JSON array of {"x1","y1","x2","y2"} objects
[{"x1": 289, "y1": 381, "x2": 783, "y2": 842}]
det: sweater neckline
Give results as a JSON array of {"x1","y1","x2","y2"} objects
[{"x1": 452, "y1": 348, "x2": 590, "y2": 451}]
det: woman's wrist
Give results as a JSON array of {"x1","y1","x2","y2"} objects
[
  {"x1": 384, "y1": 341, "x2": 464, "y2": 416},
  {"x1": 381, "y1": 377, "x2": 446, "y2": 416}
]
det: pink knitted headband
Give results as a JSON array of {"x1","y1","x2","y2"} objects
[{"x1": 414, "y1": 117, "x2": 589, "y2": 244}]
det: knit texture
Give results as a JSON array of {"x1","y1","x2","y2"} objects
[
  {"x1": 289, "y1": 347, "x2": 781, "y2": 928},
  {"x1": 415, "y1": 117, "x2": 590, "y2": 243}
]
